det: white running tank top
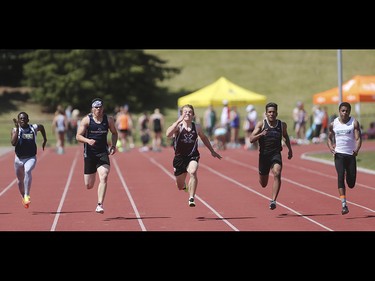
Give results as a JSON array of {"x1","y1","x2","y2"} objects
[
  {"x1": 333, "y1": 116, "x2": 356, "y2": 155},
  {"x1": 56, "y1": 114, "x2": 66, "y2": 132}
]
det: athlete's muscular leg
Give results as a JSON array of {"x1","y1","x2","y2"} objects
[
  {"x1": 97, "y1": 164, "x2": 110, "y2": 204},
  {"x1": 271, "y1": 163, "x2": 282, "y2": 201},
  {"x1": 259, "y1": 174, "x2": 269, "y2": 187},
  {"x1": 187, "y1": 160, "x2": 199, "y2": 198},
  {"x1": 84, "y1": 173, "x2": 96, "y2": 189},
  {"x1": 346, "y1": 156, "x2": 357, "y2": 188},
  {"x1": 176, "y1": 173, "x2": 187, "y2": 190}
]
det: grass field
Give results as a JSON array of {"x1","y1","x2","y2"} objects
[
  {"x1": 304, "y1": 143, "x2": 375, "y2": 171},
  {"x1": 1, "y1": 49, "x2": 375, "y2": 169},
  {"x1": 145, "y1": 49, "x2": 375, "y2": 130}
]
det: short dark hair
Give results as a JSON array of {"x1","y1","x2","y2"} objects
[
  {"x1": 265, "y1": 102, "x2": 278, "y2": 111},
  {"x1": 18, "y1": 112, "x2": 29, "y2": 119},
  {"x1": 339, "y1": 102, "x2": 351, "y2": 111}
]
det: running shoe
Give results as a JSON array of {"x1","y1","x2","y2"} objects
[
  {"x1": 183, "y1": 183, "x2": 188, "y2": 192},
  {"x1": 22, "y1": 195, "x2": 31, "y2": 209},
  {"x1": 189, "y1": 197, "x2": 196, "y2": 207},
  {"x1": 269, "y1": 200, "x2": 276, "y2": 210},
  {"x1": 341, "y1": 205, "x2": 349, "y2": 215},
  {"x1": 96, "y1": 203, "x2": 104, "y2": 214}
]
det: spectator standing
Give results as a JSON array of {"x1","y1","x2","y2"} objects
[
  {"x1": 320, "y1": 106, "x2": 329, "y2": 136},
  {"x1": 138, "y1": 111, "x2": 151, "y2": 152},
  {"x1": 203, "y1": 105, "x2": 217, "y2": 141},
  {"x1": 52, "y1": 105, "x2": 68, "y2": 154},
  {"x1": 292, "y1": 101, "x2": 301, "y2": 132},
  {"x1": 150, "y1": 108, "x2": 164, "y2": 152},
  {"x1": 311, "y1": 105, "x2": 325, "y2": 140},
  {"x1": 366, "y1": 121, "x2": 375, "y2": 139},
  {"x1": 229, "y1": 105, "x2": 241, "y2": 148},
  {"x1": 243, "y1": 104, "x2": 257, "y2": 150},
  {"x1": 116, "y1": 105, "x2": 134, "y2": 152},
  {"x1": 220, "y1": 100, "x2": 231, "y2": 142},
  {"x1": 69, "y1": 109, "x2": 80, "y2": 144},
  {"x1": 65, "y1": 105, "x2": 73, "y2": 144},
  {"x1": 295, "y1": 102, "x2": 308, "y2": 140}
]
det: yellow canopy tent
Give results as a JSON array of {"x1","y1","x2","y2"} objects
[
  {"x1": 178, "y1": 76, "x2": 267, "y2": 107},
  {"x1": 313, "y1": 75, "x2": 375, "y2": 105}
]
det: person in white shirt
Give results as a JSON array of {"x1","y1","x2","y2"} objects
[
  {"x1": 312, "y1": 105, "x2": 325, "y2": 139},
  {"x1": 220, "y1": 100, "x2": 230, "y2": 142},
  {"x1": 327, "y1": 102, "x2": 362, "y2": 215},
  {"x1": 52, "y1": 105, "x2": 68, "y2": 154},
  {"x1": 243, "y1": 104, "x2": 257, "y2": 150}
]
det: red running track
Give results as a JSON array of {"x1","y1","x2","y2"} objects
[{"x1": 0, "y1": 141, "x2": 374, "y2": 232}]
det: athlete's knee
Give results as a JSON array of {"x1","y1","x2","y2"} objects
[
  {"x1": 259, "y1": 174, "x2": 268, "y2": 187},
  {"x1": 273, "y1": 169, "x2": 281, "y2": 178},
  {"x1": 188, "y1": 172, "x2": 197, "y2": 179},
  {"x1": 186, "y1": 166, "x2": 197, "y2": 175},
  {"x1": 347, "y1": 182, "x2": 355, "y2": 188},
  {"x1": 259, "y1": 179, "x2": 268, "y2": 188}
]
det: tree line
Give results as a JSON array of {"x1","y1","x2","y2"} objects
[{"x1": 0, "y1": 49, "x2": 182, "y2": 113}]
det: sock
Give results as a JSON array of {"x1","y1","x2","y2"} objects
[{"x1": 340, "y1": 195, "x2": 346, "y2": 207}]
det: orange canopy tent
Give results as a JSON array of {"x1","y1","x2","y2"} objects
[{"x1": 313, "y1": 75, "x2": 375, "y2": 105}]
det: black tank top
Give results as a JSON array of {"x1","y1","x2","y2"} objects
[
  {"x1": 84, "y1": 113, "x2": 109, "y2": 157},
  {"x1": 153, "y1": 118, "x2": 162, "y2": 132},
  {"x1": 258, "y1": 119, "x2": 282, "y2": 155},
  {"x1": 174, "y1": 122, "x2": 199, "y2": 157},
  {"x1": 15, "y1": 125, "x2": 37, "y2": 158}
]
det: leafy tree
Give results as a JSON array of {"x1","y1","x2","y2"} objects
[
  {"x1": 21, "y1": 50, "x2": 181, "y2": 113},
  {"x1": 0, "y1": 50, "x2": 30, "y2": 86}
]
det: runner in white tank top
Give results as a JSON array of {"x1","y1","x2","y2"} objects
[
  {"x1": 327, "y1": 102, "x2": 362, "y2": 215},
  {"x1": 333, "y1": 116, "x2": 356, "y2": 154}
]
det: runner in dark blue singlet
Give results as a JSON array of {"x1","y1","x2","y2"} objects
[
  {"x1": 250, "y1": 102, "x2": 293, "y2": 210},
  {"x1": 11, "y1": 112, "x2": 47, "y2": 209},
  {"x1": 76, "y1": 98, "x2": 118, "y2": 214}
]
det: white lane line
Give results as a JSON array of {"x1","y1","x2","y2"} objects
[
  {"x1": 200, "y1": 162, "x2": 334, "y2": 231},
  {"x1": 147, "y1": 156, "x2": 240, "y2": 231},
  {"x1": 300, "y1": 153, "x2": 375, "y2": 190},
  {"x1": 112, "y1": 157, "x2": 147, "y2": 231},
  {"x1": 50, "y1": 149, "x2": 79, "y2": 231},
  {"x1": 226, "y1": 156, "x2": 375, "y2": 211},
  {"x1": 1, "y1": 147, "x2": 51, "y2": 197}
]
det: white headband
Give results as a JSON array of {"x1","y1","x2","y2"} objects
[{"x1": 92, "y1": 100, "x2": 103, "y2": 107}]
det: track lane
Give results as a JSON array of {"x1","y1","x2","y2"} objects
[{"x1": 0, "y1": 141, "x2": 374, "y2": 231}]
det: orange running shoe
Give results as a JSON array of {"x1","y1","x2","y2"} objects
[{"x1": 22, "y1": 195, "x2": 30, "y2": 209}]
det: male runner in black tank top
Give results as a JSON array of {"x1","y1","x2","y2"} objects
[
  {"x1": 250, "y1": 102, "x2": 293, "y2": 210},
  {"x1": 76, "y1": 98, "x2": 118, "y2": 214},
  {"x1": 166, "y1": 104, "x2": 222, "y2": 207}
]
